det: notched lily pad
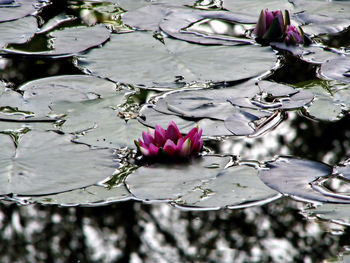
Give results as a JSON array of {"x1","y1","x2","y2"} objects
[
  {"x1": 305, "y1": 203, "x2": 350, "y2": 226},
  {"x1": 293, "y1": 0, "x2": 350, "y2": 36},
  {"x1": 0, "y1": 131, "x2": 119, "y2": 196},
  {"x1": 4, "y1": 25, "x2": 110, "y2": 57},
  {"x1": 140, "y1": 80, "x2": 310, "y2": 137},
  {"x1": 0, "y1": 75, "x2": 118, "y2": 121},
  {"x1": 320, "y1": 56, "x2": 350, "y2": 83},
  {"x1": 258, "y1": 156, "x2": 350, "y2": 203},
  {"x1": 0, "y1": 16, "x2": 37, "y2": 49},
  {"x1": 0, "y1": 0, "x2": 40, "y2": 22},
  {"x1": 78, "y1": 31, "x2": 276, "y2": 87},
  {"x1": 30, "y1": 184, "x2": 132, "y2": 206},
  {"x1": 125, "y1": 155, "x2": 279, "y2": 209}
]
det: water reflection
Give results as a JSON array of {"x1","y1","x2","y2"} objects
[{"x1": 0, "y1": 198, "x2": 347, "y2": 263}]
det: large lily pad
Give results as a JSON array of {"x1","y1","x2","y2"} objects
[
  {"x1": 123, "y1": 3, "x2": 255, "y2": 45},
  {"x1": 126, "y1": 155, "x2": 279, "y2": 209},
  {"x1": 0, "y1": 75, "x2": 118, "y2": 121},
  {"x1": 140, "y1": 80, "x2": 311, "y2": 137},
  {"x1": 138, "y1": 104, "x2": 233, "y2": 137},
  {"x1": 4, "y1": 25, "x2": 110, "y2": 57},
  {"x1": 299, "y1": 80, "x2": 344, "y2": 121},
  {"x1": 30, "y1": 184, "x2": 133, "y2": 206},
  {"x1": 0, "y1": 0, "x2": 39, "y2": 22},
  {"x1": 0, "y1": 131, "x2": 119, "y2": 196},
  {"x1": 292, "y1": 0, "x2": 350, "y2": 36},
  {"x1": 174, "y1": 164, "x2": 280, "y2": 209},
  {"x1": 320, "y1": 56, "x2": 350, "y2": 83},
  {"x1": 305, "y1": 203, "x2": 350, "y2": 226},
  {"x1": 77, "y1": 31, "x2": 276, "y2": 87},
  {"x1": 0, "y1": 16, "x2": 37, "y2": 49},
  {"x1": 258, "y1": 157, "x2": 350, "y2": 203},
  {"x1": 52, "y1": 99, "x2": 144, "y2": 148},
  {"x1": 223, "y1": 0, "x2": 293, "y2": 17}
]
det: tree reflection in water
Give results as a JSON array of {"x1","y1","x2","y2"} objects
[{"x1": 0, "y1": 197, "x2": 347, "y2": 263}]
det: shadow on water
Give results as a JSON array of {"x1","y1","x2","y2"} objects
[{"x1": 0, "y1": 198, "x2": 347, "y2": 263}]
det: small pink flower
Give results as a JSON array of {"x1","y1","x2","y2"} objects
[
  {"x1": 284, "y1": 25, "x2": 304, "y2": 45},
  {"x1": 253, "y1": 9, "x2": 285, "y2": 40},
  {"x1": 135, "y1": 121, "x2": 203, "y2": 159}
]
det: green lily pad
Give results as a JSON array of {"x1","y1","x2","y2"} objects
[
  {"x1": 301, "y1": 81, "x2": 344, "y2": 121},
  {"x1": 293, "y1": 0, "x2": 350, "y2": 35},
  {"x1": 126, "y1": 156, "x2": 231, "y2": 202},
  {"x1": 258, "y1": 156, "x2": 350, "y2": 203},
  {"x1": 174, "y1": 164, "x2": 280, "y2": 209},
  {"x1": 305, "y1": 203, "x2": 350, "y2": 226},
  {"x1": 0, "y1": 0, "x2": 40, "y2": 22},
  {"x1": 320, "y1": 56, "x2": 350, "y2": 83},
  {"x1": 0, "y1": 75, "x2": 118, "y2": 121},
  {"x1": 77, "y1": 31, "x2": 276, "y2": 87},
  {"x1": 0, "y1": 16, "x2": 37, "y2": 49},
  {"x1": 141, "y1": 80, "x2": 310, "y2": 137},
  {"x1": 138, "y1": 104, "x2": 231, "y2": 136},
  {"x1": 52, "y1": 99, "x2": 144, "y2": 148},
  {"x1": 30, "y1": 184, "x2": 132, "y2": 206},
  {"x1": 4, "y1": 25, "x2": 110, "y2": 57},
  {"x1": 123, "y1": 3, "x2": 255, "y2": 45},
  {"x1": 0, "y1": 131, "x2": 119, "y2": 196},
  {"x1": 223, "y1": 0, "x2": 294, "y2": 17}
]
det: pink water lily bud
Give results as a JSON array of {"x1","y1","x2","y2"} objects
[
  {"x1": 135, "y1": 121, "x2": 203, "y2": 160},
  {"x1": 253, "y1": 9, "x2": 285, "y2": 40},
  {"x1": 284, "y1": 25, "x2": 304, "y2": 45}
]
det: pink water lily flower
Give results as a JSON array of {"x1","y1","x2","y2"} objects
[
  {"x1": 284, "y1": 25, "x2": 304, "y2": 45},
  {"x1": 253, "y1": 9, "x2": 285, "y2": 40},
  {"x1": 135, "y1": 121, "x2": 203, "y2": 159}
]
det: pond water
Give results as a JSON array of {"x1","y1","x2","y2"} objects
[{"x1": 1, "y1": 0, "x2": 350, "y2": 262}]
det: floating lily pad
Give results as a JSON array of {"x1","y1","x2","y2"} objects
[
  {"x1": 4, "y1": 25, "x2": 110, "y2": 57},
  {"x1": 334, "y1": 158, "x2": 350, "y2": 181},
  {"x1": 258, "y1": 156, "x2": 350, "y2": 203},
  {"x1": 223, "y1": 0, "x2": 294, "y2": 17},
  {"x1": 305, "y1": 203, "x2": 350, "y2": 226},
  {"x1": 0, "y1": 0, "x2": 39, "y2": 22},
  {"x1": 126, "y1": 156, "x2": 231, "y2": 201},
  {"x1": 30, "y1": 184, "x2": 132, "y2": 206},
  {"x1": 126, "y1": 155, "x2": 279, "y2": 209},
  {"x1": 124, "y1": 3, "x2": 255, "y2": 45},
  {"x1": 0, "y1": 16, "x2": 37, "y2": 49},
  {"x1": 174, "y1": 164, "x2": 280, "y2": 209},
  {"x1": 0, "y1": 131, "x2": 118, "y2": 196},
  {"x1": 293, "y1": 0, "x2": 350, "y2": 35},
  {"x1": 141, "y1": 80, "x2": 311, "y2": 137},
  {"x1": 52, "y1": 99, "x2": 144, "y2": 148},
  {"x1": 299, "y1": 81, "x2": 344, "y2": 121},
  {"x1": 78, "y1": 31, "x2": 276, "y2": 86},
  {"x1": 0, "y1": 75, "x2": 118, "y2": 121},
  {"x1": 138, "y1": 104, "x2": 232, "y2": 136},
  {"x1": 320, "y1": 56, "x2": 350, "y2": 83}
]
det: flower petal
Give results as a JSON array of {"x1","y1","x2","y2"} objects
[
  {"x1": 142, "y1": 131, "x2": 154, "y2": 145},
  {"x1": 166, "y1": 121, "x2": 182, "y2": 143},
  {"x1": 148, "y1": 143, "x2": 159, "y2": 156},
  {"x1": 184, "y1": 127, "x2": 198, "y2": 141},
  {"x1": 154, "y1": 125, "x2": 166, "y2": 147},
  {"x1": 163, "y1": 139, "x2": 177, "y2": 156},
  {"x1": 180, "y1": 138, "x2": 191, "y2": 157}
]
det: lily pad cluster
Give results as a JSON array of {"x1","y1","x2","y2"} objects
[
  {"x1": 139, "y1": 80, "x2": 313, "y2": 136},
  {"x1": 1, "y1": 0, "x2": 350, "y2": 214}
]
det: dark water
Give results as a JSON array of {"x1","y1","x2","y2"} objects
[{"x1": 0, "y1": 198, "x2": 348, "y2": 263}]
